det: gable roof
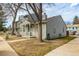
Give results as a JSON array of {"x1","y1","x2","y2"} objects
[{"x1": 17, "y1": 14, "x2": 66, "y2": 26}]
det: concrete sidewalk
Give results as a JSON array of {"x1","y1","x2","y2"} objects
[
  {"x1": 0, "y1": 37, "x2": 18, "y2": 56},
  {"x1": 45, "y1": 37, "x2": 79, "y2": 56}
]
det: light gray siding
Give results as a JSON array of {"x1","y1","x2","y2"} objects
[{"x1": 46, "y1": 15, "x2": 66, "y2": 39}]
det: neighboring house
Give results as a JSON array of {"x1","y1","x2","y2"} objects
[
  {"x1": 15, "y1": 14, "x2": 66, "y2": 39},
  {"x1": 67, "y1": 24, "x2": 79, "y2": 34}
]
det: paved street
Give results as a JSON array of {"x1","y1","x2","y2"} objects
[
  {"x1": 45, "y1": 37, "x2": 79, "y2": 56},
  {"x1": 0, "y1": 37, "x2": 18, "y2": 56}
]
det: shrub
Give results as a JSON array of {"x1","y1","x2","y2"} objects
[{"x1": 5, "y1": 33, "x2": 9, "y2": 40}]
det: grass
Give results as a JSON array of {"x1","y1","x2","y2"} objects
[
  {"x1": 0, "y1": 32, "x2": 27, "y2": 41},
  {"x1": 0, "y1": 32, "x2": 6, "y2": 38},
  {"x1": 8, "y1": 36, "x2": 76, "y2": 56},
  {"x1": 0, "y1": 32, "x2": 76, "y2": 56},
  {"x1": 5, "y1": 35, "x2": 27, "y2": 41}
]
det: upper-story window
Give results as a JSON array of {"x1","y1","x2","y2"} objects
[
  {"x1": 72, "y1": 27, "x2": 74, "y2": 29},
  {"x1": 76, "y1": 27, "x2": 77, "y2": 29}
]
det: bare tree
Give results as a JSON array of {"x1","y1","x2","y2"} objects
[
  {"x1": 17, "y1": 3, "x2": 43, "y2": 42},
  {"x1": 27, "y1": 3, "x2": 43, "y2": 42},
  {"x1": 7, "y1": 3, "x2": 22, "y2": 35},
  {"x1": 17, "y1": 3, "x2": 54, "y2": 42},
  {"x1": 1, "y1": 3, "x2": 55, "y2": 42},
  {"x1": 16, "y1": 3, "x2": 43, "y2": 42},
  {"x1": 6, "y1": 3, "x2": 54, "y2": 42}
]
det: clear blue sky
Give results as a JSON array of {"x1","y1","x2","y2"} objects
[{"x1": 6, "y1": 3, "x2": 79, "y2": 27}]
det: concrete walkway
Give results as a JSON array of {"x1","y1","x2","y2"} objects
[
  {"x1": 7, "y1": 39, "x2": 27, "y2": 43},
  {"x1": 0, "y1": 37, "x2": 18, "y2": 56},
  {"x1": 45, "y1": 37, "x2": 79, "y2": 56},
  {"x1": 7, "y1": 37, "x2": 32, "y2": 43}
]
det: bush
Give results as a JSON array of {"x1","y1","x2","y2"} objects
[{"x1": 5, "y1": 33, "x2": 9, "y2": 40}]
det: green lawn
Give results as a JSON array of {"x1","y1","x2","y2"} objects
[{"x1": 8, "y1": 36, "x2": 76, "y2": 56}]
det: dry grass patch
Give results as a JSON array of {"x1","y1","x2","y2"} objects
[
  {"x1": 0, "y1": 32, "x2": 28, "y2": 41},
  {"x1": 5, "y1": 35, "x2": 27, "y2": 41},
  {"x1": 0, "y1": 32, "x2": 6, "y2": 38},
  {"x1": 9, "y1": 36, "x2": 75, "y2": 56}
]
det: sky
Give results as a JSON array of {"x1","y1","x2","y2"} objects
[
  {"x1": 6, "y1": 3, "x2": 79, "y2": 27},
  {"x1": 43, "y1": 3, "x2": 79, "y2": 24}
]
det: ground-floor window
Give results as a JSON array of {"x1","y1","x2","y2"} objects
[{"x1": 26, "y1": 24, "x2": 30, "y2": 32}]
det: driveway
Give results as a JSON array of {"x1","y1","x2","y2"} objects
[
  {"x1": 0, "y1": 37, "x2": 18, "y2": 56},
  {"x1": 45, "y1": 37, "x2": 79, "y2": 56}
]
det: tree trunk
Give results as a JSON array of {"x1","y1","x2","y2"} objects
[
  {"x1": 11, "y1": 13, "x2": 17, "y2": 35},
  {"x1": 38, "y1": 22, "x2": 43, "y2": 42},
  {"x1": 38, "y1": 3, "x2": 43, "y2": 42},
  {"x1": 12, "y1": 20, "x2": 15, "y2": 35},
  {"x1": 28, "y1": 3, "x2": 43, "y2": 42}
]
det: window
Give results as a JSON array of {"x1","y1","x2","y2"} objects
[
  {"x1": 30, "y1": 24, "x2": 34, "y2": 28},
  {"x1": 23, "y1": 25, "x2": 25, "y2": 32},
  {"x1": 72, "y1": 27, "x2": 74, "y2": 29},
  {"x1": 53, "y1": 28, "x2": 56, "y2": 34},
  {"x1": 76, "y1": 27, "x2": 77, "y2": 29},
  {"x1": 63, "y1": 27, "x2": 64, "y2": 32},
  {"x1": 26, "y1": 24, "x2": 29, "y2": 32}
]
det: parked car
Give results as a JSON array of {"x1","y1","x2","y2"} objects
[{"x1": 76, "y1": 32, "x2": 79, "y2": 36}]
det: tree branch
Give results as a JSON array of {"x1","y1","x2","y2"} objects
[
  {"x1": 28, "y1": 3, "x2": 40, "y2": 21},
  {"x1": 25, "y1": 4, "x2": 35, "y2": 23}
]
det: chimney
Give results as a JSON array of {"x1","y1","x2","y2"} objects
[{"x1": 44, "y1": 13, "x2": 47, "y2": 20}]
